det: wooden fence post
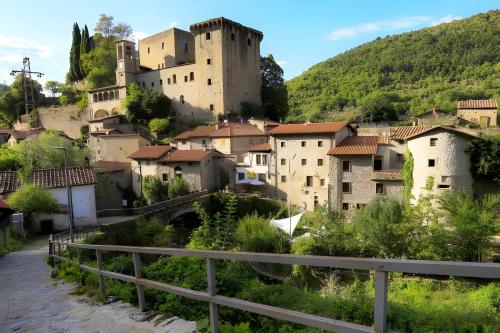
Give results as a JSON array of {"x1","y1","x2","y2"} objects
[
  {"x1": 207, "y1": 258, "x2": 219, "y2": 333},
  {"x1": 77, "y1": 247, "x2": 85, "y2": 285},
  {"x1": 96, "y1": 249, "x2": 105, "y2": 294},
  {"x1": 374, "y1": 270, "x2": 388, "y2": 333},
  {"x1": 132, "y1": 252, "x2": 146, "y2": 312},
  {"x1": 48, "y1": 235, "x2": 54, "y2": 267}
]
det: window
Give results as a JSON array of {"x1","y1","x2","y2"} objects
[
  {"x1": 207, "y1": 58, "x2": 211, "y2": 65},
  {"x1": 161, "y1": 42, "x2": 164, "y2": 50},
  {"x1": 342, "y1": 160, "x2": 351, "y2": 172},
  {"x1": 162, "y1": 173, "x2": 167, "y2": 182},
  {"x1": 206, "y1": 32, "x2": 211, "y2": 40},
  {"x1": 301, "y1": 159, "x2": 307, "y2": 166},
  {"x1": 220, "y1": 138, "x2": 225, "y2": 145},
  {"x1": 342, "y1": 182, "x2": 351, "y2": 193},
  {"x1": 142, "y1": 81, "x2": 145, "y2": 87},
  {"x1": 190, "y1": 72, "x2": 194, "y2": 81},
  {"x1": 262, "y1": 155, "x2": 268, "y2": 165},
  {"x1": 238, "y1": 172, "x2": 245, "y2": 180},
  {"x1": 168, "y1": 78, "x2": 171, "y2": 84},
  {"x1": 151, "y1": 82, "x2": 154, "y2": 87},
  {"x1": 158, "y1": 64, "x2": 160, "y2": 69},
  {"x1": 162, "y1": 63, "x2": 165, "y2": 69},
  {"x1": 247, "y1": 38, "x2": 251, "y2": 46},
  {"x1": 314, "y1": 196, "x2": 319, "y2": 208},
  {"x1": 207, "y1": 78, "x2": 212, "y2": 85},
  {"x1": 258, "y1": 173, "x2": 266, "y2": 182},
  {"x1": 342, "y1": 203, "x2": 349, "y2": 210},
  {"x1": 306, "y1": 176, "x2": 313, "y2": 187},
  {"x1": 373, "y1": 156, "x2": 383, "y2": 170},
  {"x1": 317, "y1": 159, "x2": 323, "y2": 166},
  {"x1": 184, "y1": 75, "x2": 188, "y2": 82},
  {"x1": 281, "y1": 175, "x2": 287, "y2": 183},
  {"x1": 181, "y1": 141, "x2": 187, "y2": 145},
  {"x1": 376, "y1": 183, "x2": 385, "y2": 194},
  {"x1": 438, "y1": 184, "x2": 451, "y2": 189},
  {"x1": 184, "y1": 42, "x2": 188, "y2": 52},
  {"x1": 301, "y1": 141, "x2": 306, "y2": 147},
  {"x1": 209, "y1": 104, "x2": 214, "y2": 111},
  {"x1": 202, "y1": 139, "x2": 206, "y2": 146},
  {"x1": 430, "y1": 138, "x2": 438, "y2": 146},
  {"x1": 173, "y1": 75, "x2": 177, "y2": 84},
  {"x1": 180, "y1": 95, "x2": 185, "y2": 104},
  {"x1": 280, "y1": 142, "x2": 285, "y2": 148},
  {"x1": 428, "y1": 159, "x2": 435, "y2": 167},
  {"x1": 147, "y1": 47, "x2": 150, "y2": 54},
  {"x1": 396, "y1": 153, "x2": 404, "y2": 162},
  {"x1": 159, "y1": 79, "x2": 163, "y2": 86},
  {"x1": 318, "y1": 141, "x2": 323, "y2": 147},
  {"x1": 320, "y1": 178, "x2": 325, "y2": 186},
  {"x1": 280, "y1": 158, "x2": 286, "y2": 165},
  {"x1": 97, "y1": 150, "x2": 100, "y2": 155},
  {"x1": 441, "y1": 176, "x2": 449, "y2": 182},
  {"x1": 231, "y1": 33, "x2": 235, "y2": 41},
  {"x1": 256, "y1": 154, "x2": 261, "y2": 165}
]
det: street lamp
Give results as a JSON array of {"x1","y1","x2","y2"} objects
[{"x1": 52, "y1": 147, "x2": 74, "y2": 242}]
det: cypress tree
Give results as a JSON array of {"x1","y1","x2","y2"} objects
[
  {"x1": 79, "y1": 25, "x2": 91, "y2": 77},
  {"x1": 69, "y1": 22, "x2": 83, "y2": 82}
]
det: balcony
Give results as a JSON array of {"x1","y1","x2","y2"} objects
[{"x1": 371, "y1": 169, "x2": 403, "y2": 181}]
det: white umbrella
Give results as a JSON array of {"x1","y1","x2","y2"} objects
[{"x1": 249, "y1": 179, "x2": 265, "y2": 186}]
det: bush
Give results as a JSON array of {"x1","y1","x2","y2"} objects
[
  {"x1": 142, "y1": 175, "x2": 168, "y2": 204},
  {"x1": 168, "y1": 177, "x2": 189, "y2": 198},
  {"x1": 149, "y1": 118, "x2": 171, "y2": 135},
  {"x1": 236, "y1": 214, "x2": 290, "y2": 253}
]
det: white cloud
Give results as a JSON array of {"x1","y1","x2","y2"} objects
[
  {"x1": 128, "y1": 31, "x2": 148, "y2": 44},
  {"x1": 0, "y1": 35, "x2": 53, "y2": 65},
  {"x1": 326, "y1": 15, "x2": 460, "y2": 40},
  {"x1": 276, "y1": 60, "x2": 287, "y2": 67}
]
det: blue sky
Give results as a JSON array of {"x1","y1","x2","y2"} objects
[{"x1": 0, "y1": 0, "x2": 498, "y2": 89}]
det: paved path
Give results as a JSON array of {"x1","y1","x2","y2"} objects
[{"x1": 0, "y1": 244, "x2": 196, "y2": 333}]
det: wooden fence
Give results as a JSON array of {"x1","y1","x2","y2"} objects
[{"x1": 48, "y1": 239, "x2": 500, "y2": 333}]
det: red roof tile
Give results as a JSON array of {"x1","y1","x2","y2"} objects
[
  {"x1": 391, "y1": 125, "x2": 478, "y2": 141},
  {"x1": 457, "y1": 99, "x2": 497, "y2": 109},
  {"x1": 160, "y1": 149, "x2": 220, "y2": 163},
  {"x1": 33, "y1": 167, "x2": 97, "y2": 189},
  {"x1": 93, "y1": 161, "x2": 131, "y2": 173},
  {"x1": 209, "y1": 122, "x2": 265, "y2": 137},
  {"x1": 0, "y1": 171, "x2": 20, "y2": 194},
  {"x1": 0, "y1": 198, "x2": 10, "y2": 209},
  {"x1": 268, "y1": 122, "x2": 348, "y2": 135},
  {"x1": 174, "y1": 125, "x2": 216, "y2": 140},
  {"x1": 128, "y1": 145, "x2": 174, "y2": 160},
  {"x1": 248, "y1": 143, "x2": 272, "y2": 152},
  {"x1": 328, "y1": 136, "x2": 382, "y2": 155}
]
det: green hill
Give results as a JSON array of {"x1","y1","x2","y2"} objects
[{"x1": 286, "y1": 10, "x2": 500, "y2": 122}]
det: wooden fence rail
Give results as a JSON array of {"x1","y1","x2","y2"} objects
[{"x1": 48, "y1": 240, "x2": 500, "y2": 333}]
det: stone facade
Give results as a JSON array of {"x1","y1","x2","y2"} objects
[
  {"x1": 88, "y1": 17, "x2": 263, "y2": 122},
  {"x1": 89, "y1": 134, "x2": 151, "y2": 163}
]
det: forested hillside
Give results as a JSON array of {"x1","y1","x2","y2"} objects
[{"x1": 286, "y1": 10, "x2": 500, "y2": 122}]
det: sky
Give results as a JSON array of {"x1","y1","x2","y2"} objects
[{"x1": 0, "y1": 0, "x2": 498, "y2": 90}]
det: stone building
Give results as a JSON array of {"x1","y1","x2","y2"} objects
[
  {"x1": 88, "y1": 130, "x2": 151, "y2": 163},
  {"x1": 235, "y1": 143, "x2": 274, "y2": 196},
  {"x1": 267, "y1": 122, "x2": 354, "y2": 211},
  {"x1": 93, "y1": 161, "x2": 132, "y2": 210},
  {"x1": 88, "y1": 17, "x2": 263, "y2": 122},
  {"x1": 457, "y1": 99, "x2": 498, "y2": 128}
]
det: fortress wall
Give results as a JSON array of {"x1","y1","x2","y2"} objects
[{"x1": 37, "y1": 105, "x2": 89, "y2": 139}]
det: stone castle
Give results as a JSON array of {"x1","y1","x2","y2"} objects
[{"x1": 88, "y1": 17, "x2": 263, "y2": 122}]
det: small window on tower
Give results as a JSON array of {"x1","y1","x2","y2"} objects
[
  {"x1": 180, "y1": 95, "x2": 185, "y2": 104},
  {"x1": 209, "y1": 104, "x2": 214, "y2": 111},
  {"x1": 207, "y1": 58, "x2": 211, "y2": 65},
  {"x1": 167, "y1": 78, "x2": 171, "y2": 84},
  {"x1": 190, "y1": 72, "x2": 194, "y2": 81},
  {"x1": 147, "y1": 47, "x2": 150, "y2": 54},
  {"x1": 184, "y1": 76, "x2": 188, "y2": 82},
  {"x1": 159, "y1": 79, "x2": 163, "y2": 86},
  {"x1": 428, "y1": 159, "x2": 436, "y2": 167},
  {"x1": 173, "y1": 75, "x2": 177, "y2": 84},
  {"x1": 207, "y1": 79, "x2": 212, "y2": 85},
  {"x1": 247, "y1": 38, "x2": 251, "y2": 46},
  {"x1": 206, "y1": 32, "x2": 211, "y2": 40},
  {"x1": 161, "y1": 42, "x2": 164, "y2": 50},
  {"x1": 231, "y1": 33, "x2": 235, "y2": 41},
  {"x1": 151, "y1": 82, "x2": 154, "y2": 87}
]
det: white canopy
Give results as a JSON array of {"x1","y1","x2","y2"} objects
[{"x1": 270, "y1": 213, "x2": 304, "y2": 236}]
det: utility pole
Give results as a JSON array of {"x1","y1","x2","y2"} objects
[
  {"x1": 10, "y1": 57, "x2": 44, "y2": 121},
  {"x1": 52, "y1": 147, "x2": 74, "y2": 242}
]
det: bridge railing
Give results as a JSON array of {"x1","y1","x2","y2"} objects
[
  {"x1": 48, "y1": 240, "x2": 500, "y2": 333},
  {"x1": 96, "y1": 190, "x2": 210, "y2": 218}
]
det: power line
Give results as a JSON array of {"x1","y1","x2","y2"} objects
[{"x1": 10, "y1": 57, "x2": 44, "y2": 120}]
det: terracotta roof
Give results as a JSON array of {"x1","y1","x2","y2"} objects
[
  {"x1": 0, "y1": 128, "x2": 11, "y2": 134},
  {"x1": 90, "y1": 129, "x2": 122, "y2": 136},
  {"x1": 268, "y1": 122, "x2": 349, "y2": 135},
  {"x1": 174, "y1": 125, "x2": 216, "y2": 141},
  {"x1": 457, "y1": 99, "x2": 497, "y2": 109},
  {"x1": 248, "y1": 143, "x2": 272, "y2": 152},
  {"x1": 33, "y1": 167, "x2": 96, "y2": 189},
  {"x1": 93, "y1": 161, "x2": 131, "y2": 173},
  {"x1": 0, "y1": 171, "x2": 20, "y2": 194},
  {"x1": 9, "y1": 128, "x2": 44, "y2": 140},
  {"x1": 0, "y1": 198, "x2": 10, "y2": 210},
  {"x1": 328, "y1": 136, "x2": 383, "y2": 155},
  {"x1": 88, "y1": 115, "x2": 121, "y2": 123},
  {"x1": 128, "y1": 145, "x2": 175, "y2": 160},
  {"x1": 209, "y1": 122, "x2": 266, "y2": 138},
  {"x1": 391, "y1": 125, "x2": 478, "y2": 141},
  {"x1": 160, "y1": 149, "x2": 219, "y2": 163}
]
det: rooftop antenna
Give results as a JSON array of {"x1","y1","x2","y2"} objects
[{"x1": 10, "y1": 57, "x2": 44, "y2": 121}]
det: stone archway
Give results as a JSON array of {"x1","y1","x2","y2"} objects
[{"x1": 94, "y1": 109, "x2": 109, "y2": 119}]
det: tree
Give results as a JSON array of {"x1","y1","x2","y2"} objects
[
  {"x1": 94, "y1": 14, "x2": 114, "y2": 37},
  {"x1": 142, "y1": 175, "x2": 168, "y2": 204},
  {"x1": 44, "y1": 81, "x2": 61, "y2": 97},
  {"x1": 360, "y1": 92, "x2": 401, "y2": 122},
  {"x1": 7, "y1": 184, "x2": 59, "y2": 227},
  {"x1": 112, "y1": 23, "x2": 133, "y2": 39},
  {"x1": 0, "y1": 147, "x2": 21, "y2": 171},
  {"x1": 468, "y1": 134, "x2": 500, "y2": 184},
  {"x1": 168, "y1": 176, "x2": 189, "y2": 199},
  {"x1": 149, "y1": 118, "x2": 170, "y2": 135},
  {"x1": 260, "y1": 55, "x2": 288, "y2": 121},
  {"x1": 69, "y1": 23, "x2": 83, "y2": 82},
  {"x1": 438, "y1": 191, "x2": 500, "y2": 262},
  {"x1": 79, "y1": 25, "x2": 92, "y2": 77},
  {"x1": 123, "y1": 83, "x2": 172, "y2": 124}
]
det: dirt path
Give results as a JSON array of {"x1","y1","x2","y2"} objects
[{"x1": 0, "y1": 243, "x2": 196, "y2": 333}]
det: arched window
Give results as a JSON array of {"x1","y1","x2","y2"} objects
[
  {"x1": 231, "y1": 33, "x2": 235, "y2": 41},
  {"x1": 93, "y1": 94, "x2": 97, "y2": 102},
  {"x1": 190, "y1": 72, "x2": 194, "y2": 81},
  {"x1": 103, "y1": 91, "x2": 109, "y2": 101},
  {"x1": 172, "y1": 74, "x2": 177, "y2": 84},
  {"x1": 206, "y1": 32, "x2": 211, "y2": 40},
  {"x1": 109, "y1": 91, "x2": 114, "y2": 99},
  {"x1": 98, "y1": 93, "x2": 103, "y2": 101},
  {"x1": 247, "y1": 38, "x2": 251, "y2": 46},
  {"x1": 161, "y1": 42, "x2": 164, "y2": 50},
  {"x1": 174, "y1": 166, "x2": 182, "y2": 178},
  {"x1": 115, "y1": 90, "x2": 119, "y2": 99},
  {"x1": 180, "y1": 95, "x2": 185, "y2": 104}
]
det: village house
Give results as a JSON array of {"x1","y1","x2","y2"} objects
[
  {"x1": 411, "y1": 108, "x2": 451, "y2": 125},
  {"x1": 93, "y1": 160, "x2": 133, "y2": 210},
  {"x1": 88, "y1": 130, "x2": 151, "y2": 163},
  {"x1": 0, "y1": 167, "x2": 97, "y2": 233},
  {"x1": 88, "y1": 17, "x2": 263, "y2": 122},
  {"x1": 457, "y1": 99, "x2": 498, "y2": 128},
  {"x1": 235, "y1": 142, "x2": 274, "y2": 196},
  {"x1": 267, "y1": 122, "x2": 354, "y2": 211}
]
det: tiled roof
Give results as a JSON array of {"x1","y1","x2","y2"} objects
[
  {"x1": 9, "y1": 128, "x2": 44, "y2": 140},
  {"x1": 268, "y1": 122, "x2": 348, "y2": 135},
  {"x1": 391, "y1": 125, "x2": 478, "y2": 141},
  {"x1": 0, "y1": 198, "x2": 10, "y2": 210},
  {"x1": 90, "y1": 129, "x2": 122, "y2": 136},
  {"x1": 33, "y1": 167, "x2": 97, "y2": 189},
  {"x1": 0, "y1": 128, "x2": 11, "y2": 134},
  {"x1": 128, "y1": 145, "x2": 175, "y2": 160},
  {"x1": 174, "y1": 125, "x2": 216, "y2": 140},
  {"x1": 457, "y1": 99, "x2": 497, "y2": 109},
  {"x1": 88, "y1": 115, "x2": 121, "y2": 123},
  {"x1": 328, "y1": 136, "x2": 382, "y2": 155},
  {"x1": 209, "y1": 122, "x2": 266, "y2": 137},
  {"x1": 248, "y1": 143, "x2": 272, "y2": 152},
  {"x1": 160, "y1": 149, "x2": 219, "y2": 163},
  {"x1": 93, "y1": 160, "x2": 131, "y2": 173},
  {"x1": 0, "y1": 172, "x2": 20, "y2": 194}
]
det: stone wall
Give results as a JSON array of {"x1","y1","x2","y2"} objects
[{"x1": 37, "y1": 105, "x2": 89, "y2": 139}]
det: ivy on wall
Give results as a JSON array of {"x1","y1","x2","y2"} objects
[{"x1": 402, "y1": 148, "x2": 414, "y2": 203}]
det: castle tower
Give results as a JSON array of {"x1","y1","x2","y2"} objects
[{"x1": 116, "y1": 40, "x2": 139, "y2": 86}]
